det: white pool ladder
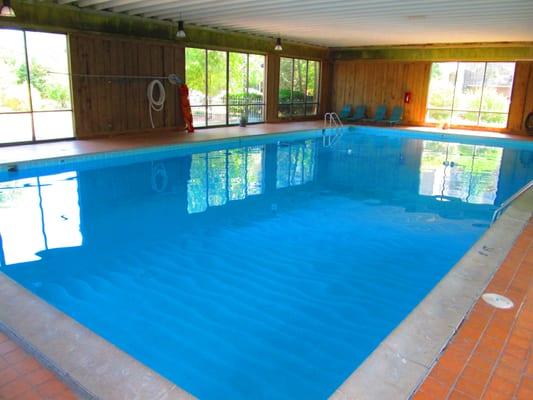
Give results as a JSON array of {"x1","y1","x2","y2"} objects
[
  {"x1": 323, "y1": 112, "x2": 343, "y2": 147},
  {"x1": 491, "y1": 179, "x2": 533, "y2": 224}
]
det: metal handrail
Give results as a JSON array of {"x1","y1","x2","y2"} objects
[
  {"x1": 491, "y1": 180, "x2": 533, "y2": 224},
  {"x1": 323, "y1": 112, "x2": 344, "y2": 147}
]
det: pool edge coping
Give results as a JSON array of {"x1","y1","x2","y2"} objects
[
  {"x1": 329, "y1": 187, "x2": 533, "y2": 400},
  {"x1": 0, "y1": 272, "x2": 196, "y2": 400}
]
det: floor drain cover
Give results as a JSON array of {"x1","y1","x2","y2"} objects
[{"x1": 482, "y1": 293, "x2": 514, "y2": 309}]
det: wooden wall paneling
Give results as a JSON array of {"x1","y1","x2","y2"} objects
[
  {"x1": 508, "y1": 62, "x2": 531, "y2": 132},
  {"x1": 122, "y1": 40, "x2": 138, "y2": 131},
  {"x1": 524, "y1": 64, "x2": 533, "y2": 131},
  {"x1": 331, "y1": 60, "x2": 432, "y2": 125},
  {"x1": 163, "y1": 46, "x2": 175, "y2": 128},
  {"x1": 68, "y1": 35, "x2": 83, "y2": 136}
]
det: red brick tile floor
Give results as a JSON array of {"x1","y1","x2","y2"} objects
[
  {"x1": 413, "y1": 219, "x2": 533, "y2": 400},
  {"x1": 0, "y1": 332, "x2": 76, "y2": 400}
]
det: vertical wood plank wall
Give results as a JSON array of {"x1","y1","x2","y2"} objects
[
  {"x1": 70, "y1": 33, "x2": 185, "y2": 138},
  {"x1": 508, "y1": 62, "x2": 533, "y2": 133},
  {"x1": 331, "y1": 60, "x2": 533, "y2": 134},
  {"x1": 331, "y1": 61, "x2": 431, "y2": 125}
]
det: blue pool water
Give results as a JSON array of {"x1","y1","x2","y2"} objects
[{"x1": 1, "y1": 127, "x2": 532, "y2": 399}]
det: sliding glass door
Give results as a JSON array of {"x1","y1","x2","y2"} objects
[
  {"x1": 0, "y1": 29, "x2": 74, "y2": 144},
  {"x1": 185, "y1": 47, "x2": 265, "y2": 128}
]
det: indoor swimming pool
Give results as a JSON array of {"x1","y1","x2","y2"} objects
[{"x1": 1, "y1": 127, "x2": 532, "y2": 399}]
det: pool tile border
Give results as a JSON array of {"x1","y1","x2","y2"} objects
[
  {"x1": 330, "y1": 188, "x2": 533, "y2": 399},
  {"x1": 0, "y1": 273, "x2": 196, "y2": 400}
]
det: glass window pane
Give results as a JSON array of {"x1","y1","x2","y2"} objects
[
  {"x1": 228, "y1": 104, "x2": 244, "y2": 125},
  {"x1": 426, "y1": 109, "x2": 451, "y2": 124},
  {"x1": 278, "y1": 104, "x2": 291, "y2": 118},
  {"x1": 292, "y1": 59, "x2": 306, "y2": 103},
  {"x1": 247, "y1": 104, "x2": 264, "y2": 123},
  {"x1": 207, "y1": 50, "x2": 226, "y2": 105},
  {"x1": 207, "y1": 105, "x2": 227, "y2": 126},
  {"x1": 279, "y1": 58, "x2": 293, "y2": 104},
  {"x1": 479, "y1": 112, "x2": 508, "y2": 128},
  {"x1": 427, "y1": 62, "x2": 457, "y2": 110},
  {"x1": 0, "y1": 113, "x2": 33, "y2": 143},
  {"x1": 481, "y1": 62, "x2": 515, "y2": 113},
  {"x1": 306, "y1": 61, "x2": 319, "y2": 103},
  {"x1": 229, "y1": 52, "x2": 247, "y2": 105},
  {"x1": 34, "y1": 111, "x2": 74, "y2": 140},
  {"x1": 248, "y1": 54, "x2": 265, "y2": 104},
  {"x1": 0, "y1": 29, "x2": 31, "y2": 112},
  {"x1": 292, "y1": 103, "x2": 305, "y2": 116},
  {"x1": 305, "y1": 103, "x2": 318, "y2": 116},
  {"x1": 191, "y1": 106, "x2": 206, "y2": 128},
  {"x1": 452, "y1": 110, "x2": 479, "y2": 126},
  {"x1": 185, "y1": 48, "x2": 206, "y2": 107},
  {"x1": 453, "y1": 62, "x2": 485, "y2": 112},
  {"x1": 26, "y1": 32, "x2": 71, "y2": 111}
]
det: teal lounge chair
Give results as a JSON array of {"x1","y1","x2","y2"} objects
[
  {"x1": 338, "y1": 104, "x2": 352, "y2": 120},
  {"x1": 383, "y1": 106, "x2": 404, "y2": 126},
  {"x1": 362, "y1": 104, "x2": 386, "y2": 123},
  {"x1": 346, "y1": 105, "x2": 367, "y2": 122}
]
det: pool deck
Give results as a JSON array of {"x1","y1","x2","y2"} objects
[
  {"x1": 0, "y1": 122, "x2": 532, "y2": 400},
  {"x1": 413, "y1": 221, "x2": 533, "y2": 400},
  {"x1": 0, "y1": 122, "x2": 530, "y2": 167},
  {"x1": 0, "y1": 332, "x2": 77, "y2": 400}
]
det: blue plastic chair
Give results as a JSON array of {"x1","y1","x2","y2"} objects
[
  {"x1": 383, "y1": 106, "x2": 404, "y2": 126},
  {"x1": 338, "y1": 104, "x2": 352, "y2": 120},
  {"x1": 362, "y1": 104, "x2": 387, "y2": 123},
  {"x1": 346, "y1": 105, "x2": 367, "y2": 122}
]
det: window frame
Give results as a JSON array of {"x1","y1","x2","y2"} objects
[
  {"x1": 425, "y1": 61, "x2": 516, "y2": 129},
  {"x1": 0, "y1": 28, "x2": 75, "y2": 146},
  {"x1": 185, "y1": 47, "x2": 266, "y2": 129},
  {"x1": 277, "y1": 57, "x2": 321, "y2": 119}
]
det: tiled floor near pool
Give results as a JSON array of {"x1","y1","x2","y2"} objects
[
  {"x1": 0, "y1": 333, "x2": 76, "y2": 400},
  {"x1": 414, "y1": 220, "x2": 533, "y2": 400}
]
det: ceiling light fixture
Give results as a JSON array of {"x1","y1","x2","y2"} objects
[
  {"x1": 176, "y1": 18, "x2": 186, "y2": 39},
  {"x1": 0, "y1": 0, "x2": 16, "y2": 17},
  {"x1": 274, "y1": 37, "x2": 282, "y2": 51}
]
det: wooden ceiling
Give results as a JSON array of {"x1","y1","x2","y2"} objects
[{"x1": 56, "y1": 0, "x2": 533, "y2": 47}]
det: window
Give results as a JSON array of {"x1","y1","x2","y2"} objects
[
  {"x1": 278, "y1": 57, "x2": 320, "y2": 118},
  {"x1": 0, "y1": 29, "x2": 74, "y2": 144},
  {"x1": 426, "y1": 62, "x2": 515, "y2": 128},
  {"x1": 187, "y1": 146, "x2": 264, "y2": 214},
  {"x1": 185, "y1": 48, "x2": 265, "y2": 128}
]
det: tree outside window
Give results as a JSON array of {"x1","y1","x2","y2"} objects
[
  {"x1": 426, "y1": 62, "x2": 515, "y2": 128},
  {"x1": 278, "y1": 57, "x2": 320, "y2": 118}
]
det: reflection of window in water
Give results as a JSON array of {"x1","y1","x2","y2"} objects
[
  {"x1": 276, "y1": 140, "x2": 316, "y2": 189},
  {"x1": 0, "y1": 172, "x2": 82, "y2": 265},
  {"x1": 419, "y1": 141, "x2": 503, "y2": 204},
  {"x1": 187, "y1": 146, "x2": 264, "y2": 214}
]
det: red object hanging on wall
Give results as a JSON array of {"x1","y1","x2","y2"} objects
[
  {"x1": 404, "y1": 91, "x2": 412, "y2": 104},
  {"x1": 179, "y1": 84, "x2": 194, "y2": 133}
]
